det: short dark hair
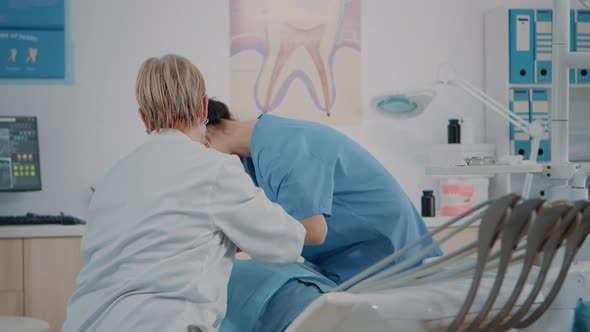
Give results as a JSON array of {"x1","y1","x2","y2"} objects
[{"x1": 207, "y1": 99, "x2": 234, "y2": 125}]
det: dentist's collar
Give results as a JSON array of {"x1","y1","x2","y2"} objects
[{"x1": 148, "y1": 129, "x2": 193, "y2": 142}]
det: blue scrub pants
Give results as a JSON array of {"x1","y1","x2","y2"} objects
[{"x1": 254, "y1": 280, "x2": 325, "y2": 332}]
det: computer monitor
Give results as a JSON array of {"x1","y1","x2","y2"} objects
[{"x1": 0, "y1": 116, "x2": 42, "y2": 192}]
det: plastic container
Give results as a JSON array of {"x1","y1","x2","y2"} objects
[{"x1": 435, "y1": 177, "x2": 490, "y2": 217}]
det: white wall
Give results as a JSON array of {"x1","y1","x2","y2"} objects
[{"x1": 0, "y1": 0, "x2": 573, "y2": 217}]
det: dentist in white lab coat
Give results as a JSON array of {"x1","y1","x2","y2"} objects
[{"x1": 62, "y1": 54, "x2": 326, "y2": 332}]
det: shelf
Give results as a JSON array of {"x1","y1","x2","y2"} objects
[
  {"x1": 426, "y1": 164, "x2": 544, "y2": 176},
  {"x1": 508, "y1": 84, "x2": 590, "y2": 89},
  {"x1": 419, "y1": 144, "x2": 495, "y2": 153},
  {"x1": 418, "y1": 144, "x2": 496, "y2": 172}
]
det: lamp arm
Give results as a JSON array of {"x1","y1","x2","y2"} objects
[{"x1": 446, "y1": 77, "x2": 531, "y2": 134}]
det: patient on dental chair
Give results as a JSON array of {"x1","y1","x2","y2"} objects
[{"x1": 220, "y1": 260, "x2": 336, "y2": 332}]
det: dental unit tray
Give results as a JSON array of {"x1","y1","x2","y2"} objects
[{"x1": 464, "y1": 156, "x2": 496, "y2": 166}]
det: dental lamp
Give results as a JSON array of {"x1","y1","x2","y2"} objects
[
  {"x1": 373, "y1": 65, "x2": 551, "y2": 200},
  {"x1": 436, "y1": 63, "x2": 546, "y2": 200},
  {"x1": 370, "y1": 90, "x2": 435, "y2": 119}
]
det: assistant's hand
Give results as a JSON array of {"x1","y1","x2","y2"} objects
[{"x1": 301, "y1": 214, "x2": 328, "y2": 245}]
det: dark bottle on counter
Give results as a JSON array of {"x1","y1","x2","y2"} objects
[
  {"x1": 448, "y1": 119, "x2": 461, "y2": 144},
  {"x1": 421, "y1": 190, "x2": 436, "y2": 217}
]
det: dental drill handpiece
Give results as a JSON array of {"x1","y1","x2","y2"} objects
[
  {"x1": 482, "y1": 205, "x2": 569, "y2": 332},
  {"x1": 464, "y1": 198, "x2": 544, "y2": 332},
  {"x1": 515, "y1": 202, "x2": 590, "y2": 328},
  {"x1": 445, "y1": 194, "x2": 521, "y2": 332},
  {"x1": 498, "y1": 204, "x2": 574, "y2": 331}
]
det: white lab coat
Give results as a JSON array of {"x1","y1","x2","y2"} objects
[{"x1": 62, "y1": 130, "x2": 305, "y2": 332}]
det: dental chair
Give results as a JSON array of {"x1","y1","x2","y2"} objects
[{"x1": 286, "y1": 194, "x2": 590, "y2": 332}]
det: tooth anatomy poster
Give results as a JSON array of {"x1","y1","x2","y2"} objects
[
  {"x1": 230, "y1": 0, "x2": 361, "y2": 124},
  {"x1": 0, "y1": 0, "x2": 65, "y2": 78}
]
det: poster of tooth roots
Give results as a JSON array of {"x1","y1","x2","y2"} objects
[{"x1": 230, "y1": 0, "x2": 361, "y2": 124}]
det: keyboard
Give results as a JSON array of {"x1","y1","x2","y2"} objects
[{"x1": 0, "y1": 213, "x2": 86, "y2": 226}]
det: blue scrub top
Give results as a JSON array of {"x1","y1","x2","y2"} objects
[{"x1": 243, "y1": 114, "x2": 442, "y2": 284}]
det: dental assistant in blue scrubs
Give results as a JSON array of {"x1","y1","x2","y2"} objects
[{"x1": 205, "y1": 99, "x2": 443, "y2": 284}]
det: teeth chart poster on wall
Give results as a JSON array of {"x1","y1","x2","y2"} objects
[{"x1": 0, "y1": 0, "x2": 65, "y2": 78}]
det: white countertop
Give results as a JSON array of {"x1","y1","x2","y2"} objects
[
  {"x1": 0, "y1": 225, "x2": 85, "y2": 238},
  {"x1": 426, "y1": 164, "x2": 544, "y2": 176}
]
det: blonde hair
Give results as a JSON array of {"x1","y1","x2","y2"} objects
[{"x1": 136, "y1": 54, "x2": 206, "y2": 132}]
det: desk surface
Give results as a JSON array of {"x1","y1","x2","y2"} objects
[
  {"x1": 0, "y1": 225, "x2": 85, "y2": 238},
  {"x1": 0, "y1": 222, "x2": 475, "y2": 238}
]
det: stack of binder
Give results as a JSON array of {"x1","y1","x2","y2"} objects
[
  {"x1": 509, "y1": 9, "x2": 590, "y2": 84},
  {"x1": 507, "y1": 8, "x2": 590, "y2": 162}
]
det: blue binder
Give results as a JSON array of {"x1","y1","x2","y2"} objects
[
  {"x1": 510, "y1": 9, "x2": 535, "y2": 83},
  {"x1": 510, "y1": 88, "x2": 531, "y2": 160},
  {"x1": 576, "y1": 10, "x2": 590, "y2": 83},
  {"x1": 535, "y1": 9, "x2": 553, "y2": 83},
  {"x1": 571, "y1": 10, "x2": 577, "y2": 84},
  {"x1": 531, "y1": 89, "x2": 551, "y2": 162}
]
